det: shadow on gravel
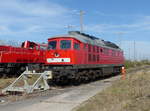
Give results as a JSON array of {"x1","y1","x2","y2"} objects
[{"x1": 48, "y1": 72, "x2": 121, "y2": 88}]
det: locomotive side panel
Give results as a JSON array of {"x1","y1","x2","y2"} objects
[
  {"x1": 46, "y1": 34, "x2": 124, "y2": 67},
  {"x1": 86, "y1": 44, "x2": 124, "y2": 65}
]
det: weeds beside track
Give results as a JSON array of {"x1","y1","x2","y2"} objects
[{"x1": 75, "y1": 65, "x2": 150, "y2": 111}]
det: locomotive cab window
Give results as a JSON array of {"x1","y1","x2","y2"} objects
[
  {"x1": 48, "y1": 41, "x2": 57, "y2": 50},
  {"x1": 100, "y1": 48, "x2": 103, "y2": 53},
  {"x1": 88, "y1": 44, "x2": 91, "y2": 52},
  {"x1": 60, "y1": 40, "x2": 71, "y2": 49},
  {"x1": 74, "y1": 43, "x2": 80, "y2": 50},
  {"x1": 84, "y1": 44, "x2": 87, "y2": 49}
]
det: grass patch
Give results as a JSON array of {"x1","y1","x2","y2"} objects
[
  {"x1": 76, "y1": 69, "x2": 150, "y2": 111},
  {"x1": 125, "y1": 60, "x2": 150, "y2": 69}
]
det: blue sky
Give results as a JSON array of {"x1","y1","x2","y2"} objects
[{"x1": 0, "y1": 0, "x2": 150, "y2": 60}]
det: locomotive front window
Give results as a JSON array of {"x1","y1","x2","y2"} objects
[
  {"x1": 74, "y1": 43, "x2": 80, "y2": 50},
  {"x1": 48, "y1": 41, "x2": 57, "y2": 50},
  {"x1": 60, "y1": 40, "x2": 71, "y2": 49}
]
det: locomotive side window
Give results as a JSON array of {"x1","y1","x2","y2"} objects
[
  {"x1": 97, "y1": 55, "x2": 99, "y2": 61},
  {"x1": 117, "y1": 52, "x2": 119, "y2": 56},
  {"x1": 93, "y1": 55, "x2": 96, "y2": 61},
  {"x1": 88, "y1": 54, "x2": 92, "y2": 61},
  {"x1": 48, "y1": 41, "x2": 57, "y2": 50},
  {"x1": 84, "y1": 44, "x2": 87, "y2": 49},
  {"x1": 100, "y1": 48, "x2": 103, "y2": 53},
  {"x1": 93, "y1": 46, "x2": 95, "y2": 52},
  {"x1": 112, "y1": 50, "x2": 115, "y2": 56},
  {"x1": 88, "y1": 44, "x2": 91, "y2": 52},
  {"x1": 97, "y1": 46, "x2": 99, "y2": 53},
  {"x1": 74, "y1": 43, "x2": 80, "y2": 50},
  {"x1": 60, "y1": 40, "x2": 71, "y2": 49},
  {"x1": 104, "y1": 48, "x2": 109, "y2": 55}
]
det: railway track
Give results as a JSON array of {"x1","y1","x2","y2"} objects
[
  {"x1": 0, "y1": 76, "x2": 117, "y2": 111},
  {"x1": 0, "y1": 65, "x2": 150, "y2": 106},
  {"x1": 0, "y1": 75, "x2": 114, "y2": 105},
  {"x1": 0, "y1": 86, "x2": 61, "y2": 105}
]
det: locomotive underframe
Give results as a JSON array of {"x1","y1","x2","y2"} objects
[
  {"x1": 43, "y1": 64, "x2": 123, "y2": 85},
  {"x1": 0, "y1": 63, "x2": 43, "y2": 77}
]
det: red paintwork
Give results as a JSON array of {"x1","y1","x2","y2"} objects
[
  {"x1": 46, "y1": 37, "x2": 124, "y2": 65},
  {"x1": 0, "y1": 41, "x2": 46, "y2": 64}
]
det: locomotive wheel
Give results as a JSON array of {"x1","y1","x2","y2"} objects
[
  {"x1": 50, "y1": 67, "x2": 120, "y2": 86},
  {"x1": 52, "y1": 70, "x2": 69, "y2": 85}
]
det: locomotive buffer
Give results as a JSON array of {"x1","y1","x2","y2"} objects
[{"x1": 2, "y1": 69, "x2": 52, "y2": 94}]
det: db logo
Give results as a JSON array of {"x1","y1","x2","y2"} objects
[{"x1": 54, "y1": 52, "x2": 59, "y2": 57}]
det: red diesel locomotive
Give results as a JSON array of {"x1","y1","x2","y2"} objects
[
  {"x1": 45, "y1": 31, "x2": 125, "y2": 84},
  {"x1": 0, "y1": 41, "x2": 47, "y2": 77},
  {"x1": 0, "y1": 31, "x2": 124, "y2": 84}
]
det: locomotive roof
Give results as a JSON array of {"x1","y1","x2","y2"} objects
[{"x1": 48, "y1": 31, "x2": 122, "y2": 51}]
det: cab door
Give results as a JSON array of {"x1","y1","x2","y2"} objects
[{"x1": 73, "y1": 40, "x2": 83, "y2": 64}]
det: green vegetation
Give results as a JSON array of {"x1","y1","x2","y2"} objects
[
  {"x1": 125, "y1": 60, "x2": 150, "y2": 69},
  {"x1": 76, "y1": 67, "x2": 150, "y2": 111}
]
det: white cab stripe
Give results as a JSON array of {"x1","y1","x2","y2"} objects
[{"x1": 47, "y1": 58, "x2": 70, "y2": 63}]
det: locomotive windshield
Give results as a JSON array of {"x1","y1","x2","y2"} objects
[
  {"x1": 60, "y1": 40, "x2": 71, "y2": 49},
  {"x1": 48, "y1": 41, "x2": 57, "y2": 50}
]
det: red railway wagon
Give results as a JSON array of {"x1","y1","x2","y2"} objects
[
  {"x1": 45, "y1": 31, "x2": 125, "y2": 84},
  {"x1": 0, "y1": 41, "x2": 47, "y2": 76}
]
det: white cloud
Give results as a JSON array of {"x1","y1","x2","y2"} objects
[
  {"x1": 0, "y1": 0, "x2": 68, "y2": 16},
  {"x1": 0, "y1": 0, "x2": 73, "y2": 39},
  {"x1": 85, "y1": 15, "x2": 150, "y2": 34},
  {"x1": 83, "y1": 14, "x2": 150, "y2": 60}
]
